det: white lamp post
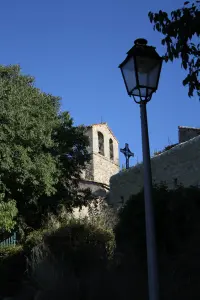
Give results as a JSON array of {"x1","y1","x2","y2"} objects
[{"x1": 119, "y1": 38, "x2": 163, "y2": 300}]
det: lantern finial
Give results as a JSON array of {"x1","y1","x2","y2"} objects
[{"x1": 134, "y1": 38, "x2": 148, "y2": 46}]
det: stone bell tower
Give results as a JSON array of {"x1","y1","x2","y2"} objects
[{"x1": 81, "y1": 123, "x2": 120, "y2": 186}]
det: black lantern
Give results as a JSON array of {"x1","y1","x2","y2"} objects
[{"x1": 119, "y1": 38, "x2": 162, "y2": 101}]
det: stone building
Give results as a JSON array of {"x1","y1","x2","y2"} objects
[
  {"x1": 74, "y1": 122, "x2": 120, "y2": 218},
  {"x1": 109, "y1": 126, "x2": 200, "y2": 206},
  {"x1": 76, "y1": 123, "x2": 200, "y2": 217},
  {"x1": 78, "y1": 122, "x2": 119, "y2": 197}
]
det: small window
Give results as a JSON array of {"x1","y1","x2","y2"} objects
[
  {"x1": 109, "y1": 138, "x2": 114, "y2": 160},
  {"x1": 98, "y1": 131, "x2": 104, "y2": 156}
]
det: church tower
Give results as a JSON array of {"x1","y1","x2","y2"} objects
[{"x1": 82, "y1": 123, "x2": 120, "y2": 186}]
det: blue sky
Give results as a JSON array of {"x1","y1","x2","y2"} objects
[{"x1": 1, "y1": 0, "x2": 199, "y2": 168}]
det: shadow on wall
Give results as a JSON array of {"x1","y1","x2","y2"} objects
[{"x1": 109, "y1": 134, "x2": 200, "y2": 206}]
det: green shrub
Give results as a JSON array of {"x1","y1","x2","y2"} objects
[
  {"x1": 0, "y1": 244, "x2": 23, "y2": 260},
  {"x1": 0, "y1": 245, "x2": 26, "y2": 297},
  {"x1": 44, "y1": 219, "x2": 115, "y2": 265},
  {"x1": 25, "y1": 206, "x2": 116, "y2": 261},
  {"x1": 26, "y1": 218, "x2": 116, "y2": 299},
  {"x1": 0, "y1": 209, "x2": 117, "y2": 299},
  {"x1": 0, "y1": 197, "x2": 18, "y2": 233},
  {"x1": 87, "y1": 198, "x2": 118, "y2": 231},
  {"x1": 23, "y1": 229, "x2": 49, "y2": 253},
  {"x1": 44, "y1": 199, "x2": 118, "y2": 233},
  {"x1": 0, "y1": 228, "x2": 50, "y2": 296},
  {"x1": 115, "y1": 184, "x2": 200, "y2": 259}
]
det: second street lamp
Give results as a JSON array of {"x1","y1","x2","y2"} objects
[{"x1": 119, "y1": 38, "x2": 163, "y2": 300}]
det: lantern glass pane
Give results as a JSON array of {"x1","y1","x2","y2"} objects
[
  {"x1": 120, "y1": 57, "x2": 137, "y2": 94},
  {"x1": 136, "y1": 56, "x2": 161, "y2": 89}
]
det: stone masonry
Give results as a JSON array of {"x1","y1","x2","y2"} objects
[
  {"x1": 109, "y1": 127, "x2": 200, "y2": 206},
  {"x1": 81, "y1": 123, "x2": 120, "y2": 186},
  {"x1": 76, "y1": 123, "x2": 120, "y2": 219}
]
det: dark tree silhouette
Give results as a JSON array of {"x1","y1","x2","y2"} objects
[{"x1": 149, "y1": 1, "x2": 200, "y2": 99}]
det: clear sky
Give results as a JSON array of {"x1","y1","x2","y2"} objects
[{"x1": 1, "y1": 0, "x2": 199, "y2": 168}]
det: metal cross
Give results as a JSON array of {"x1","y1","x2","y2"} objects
[{"x1": 120, "y1": 143, "x2": 134, "y2": 169}]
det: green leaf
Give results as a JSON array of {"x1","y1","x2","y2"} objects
[
  {"x1": 168, "y1": 52, "x2": 174, "y2": 61},
  {"x1": 182, "y1": 61, "x2": 188, "y2": 69},
  {"x1": 0, "y1": 197, "x2": 18, "y2": 233},
  {"x1": 156, "y1": 23, "x2": 160, "y2": 31},
  {"x1": 161, "y1": 39, "x2": 166, "y2": 45}
]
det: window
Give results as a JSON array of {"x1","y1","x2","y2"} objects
[
  {"x1": 98, "y1": 131, "x2": 104, "y2": 156},
  {"x1": 109, "y1": 138, "x2": 114, "y2": 160}
]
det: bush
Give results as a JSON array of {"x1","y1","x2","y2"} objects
[
  {"x1": 41, "y1": 219, "x2": 115, "y2": 270},
  {"x1": 27, "y1": 217, "x2": 116, "y2": 299},
  {"x1": 87, "y1": 197, "x2": 118, "y2": 231},
  {"x1": 0, "y1": 245, "x2": 26, "y2": 297},
  {"x1": 24, "y1": 229, "x2": 49, "y2": 254},
  {"x1": 0, "y1": 206, "x2": 117, "y2": 299},
  {"x1": 0, "y1": 244, "x2": 23, "y2": 259},
  {"x1": 114, "y1": 184, "x2": 200, "y2": 300},
  {"x1": 25, "y1": 204, "x2": 116, "y2": 263},
  {"x1": 0, "y1": 197, "x2": 18, "y2": 233},
  {"x1": 115, "y1": 184, "x2": 200, "y2": 259}
]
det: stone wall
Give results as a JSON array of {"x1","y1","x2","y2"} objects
[
  {"x1": 73, "y1": 179, "x2": 110, "y2": 219},
  {"x1": 91, "y1": 124, "x2": 119, "y2": 185},
  {"x1": 92, "y1": 124, "x2": 119, "y2": 166},
  {"x1": 93, "y1": 152, "x2": 119, "y2": 185},
  {"x1": 109, "y1": 135, "x2": 200, "y2": 206},
  {"x1": 178, "y1": 126, "x2": 200, "y2": 143},
  {"x1": 81, "y1": 161, "x2": 94, "y2": 181},
  {"x1": 79, "y1": 179, "x2": 109, "y2": 197},
  {"x1": 73, "y1": 198, "x2": 107, "y2": 220},
  {"x1": 81, "y1": 123, "x2": 120, "y2": 185}
]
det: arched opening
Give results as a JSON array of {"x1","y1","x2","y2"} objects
[
  {"x1": 98, "y1": 131, "x2": 104, "y2": 156},
  {"x1": 109, "y1": 138, "x2": 114, "y2": 160}
]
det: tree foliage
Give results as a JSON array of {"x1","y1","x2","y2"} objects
[
  {"x1": 148, "y1": 1, "x2": 200, "y2": 98},
  {"x1": 0, "y1": 195, "x2": 18, "y2": 233},
  {"x1": 0, "y1": 65, "x2": 90, "y2": 232}
]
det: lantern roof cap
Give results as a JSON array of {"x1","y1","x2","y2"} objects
[
  {"x1": 134, "y1": 38, "x2": 147, "y2": 46},
  {"x1": 125, "y1": 38, "x2": 160, "y2": 60},
  {"x1": 119, "y1": 38, "x2": 162, "y2": 70}
]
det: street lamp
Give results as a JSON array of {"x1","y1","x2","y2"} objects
[{"x1": 119, "y1": 38, "x2": 162, "y2": 300}]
